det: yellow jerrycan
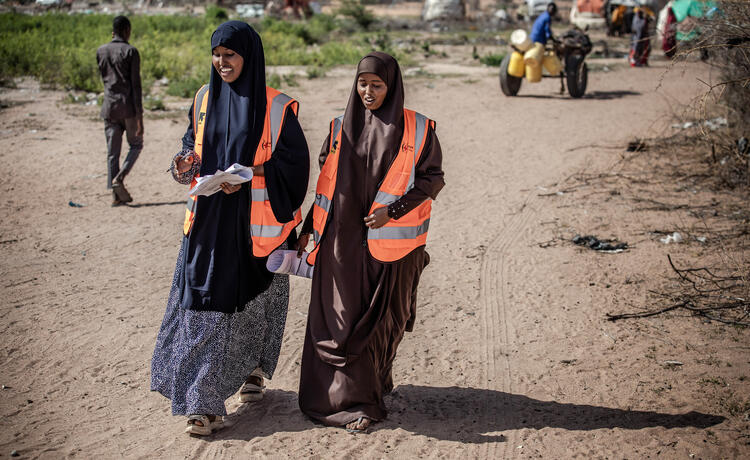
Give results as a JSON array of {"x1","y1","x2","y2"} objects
[
  {"x1": 542, "y1": 51, "x2": 562, "y2": 75},
  {"x1": 508, "y1": 51, "x2": 525, "y2": 78}
]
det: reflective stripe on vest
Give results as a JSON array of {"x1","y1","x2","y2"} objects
[
  {"x1": 183, "y1": 84, "x2": 210, "y2": 236},
  {"x1": 366, "y1": 110, "x2": 433, "y2": 262},
  {"x1": 183, "y1": 86, "x2": 302, "y2": 257},
  {"x1": 306, "y1": 109, "x2": 434, "y2": 265},
  {"x1": 304, "y1": 115, "x2": 343, "y2": 266},
  {"x1": 249, "y1": 87, "x2": 302, "y2": 257},
  {"x1": 367, "y1": 218, "x2": 430, "y2": 240}
]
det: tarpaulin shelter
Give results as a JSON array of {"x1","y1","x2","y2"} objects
[
  {"x1": 576, "y1": 0, "x2": 605, "y2": 15},
  {"x1": 671, "y1": 0, "x2": 713, "y2": 21},
  {"x1": 669, "y1": 0, "x2": 717, "y2": 41}
]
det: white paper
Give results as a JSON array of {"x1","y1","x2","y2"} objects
[
  {"x1": 188, "y1": 163, "x2": 253, "y2": 197},
  {"x1": 266, "y1": 249, "x2": 314, "y2": 279}
]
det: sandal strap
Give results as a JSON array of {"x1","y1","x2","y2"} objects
[
  {"x1": 240, "y1": 382, "x2": 265, "y2": 393},
  {"x1": 187, "y1": 414, "x2": 210, "y2": 426}
]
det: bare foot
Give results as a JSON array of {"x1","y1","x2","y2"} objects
[{"x1": 345, "y1": 417, "x2": 371, "y2": 432}]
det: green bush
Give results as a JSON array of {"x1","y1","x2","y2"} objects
[
  {"x1": 61, "y1": 48, "x2": 102, "y2": 92},
  {"x1": 337, "y1": 0, "x2": 376, "y2": 30},
  {"x1": 0, "y1": 12, "x2": 398, "y2": 95},
  {"x1": 480, "y1": 53, "x2": 506, "y2": 67},
  {"x1": 283, "y1": 73, "x2": 299, "y2": 87},
  {"x1": 317, "y1": 41, "x2": 367, "y2": 67},
  {"x1": 166, "y1": 76, "x2": 205, "y2": 98},
  {"x1": 306, "y1": 65, "x2": 328, "y2": 79},
  {"x1": 144, "y1": 95, "x2": 166, "y2": 111},
  {"x1": 266, "y1": 73, "x2": 283, "y2": 89},
  {"x1": 205, "y1": 6, "x2": 229, "y2": 23},
  {"x1": 259, "y1": 15, "x2": 336, "y2": 45},
  {"x1": 0, "y1": 12, "x2": 213, "y2": 93}
]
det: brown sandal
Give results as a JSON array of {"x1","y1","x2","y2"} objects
[{"x1": 238, "y1": 374, "x2": 265, "y2": 403}]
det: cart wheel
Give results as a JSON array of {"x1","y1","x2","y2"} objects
[
  {"x1": 565, "y1": 55, "x2": 587, "y2": 98},
  {"x1": 499, "y1": 53, "x2": 522, "y2": 97}
]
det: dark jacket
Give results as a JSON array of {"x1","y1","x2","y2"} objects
[{"x1": 96, "y1": 37, "x2": 143, "y2": 120}]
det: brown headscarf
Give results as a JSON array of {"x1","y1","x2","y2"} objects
[{"x1": 338, "y1": 51, "x2": 405, "y2": 210}]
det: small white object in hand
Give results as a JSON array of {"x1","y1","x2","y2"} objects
[{"x1": 188, "y1": 163, "x2": 253, "y2": 197}]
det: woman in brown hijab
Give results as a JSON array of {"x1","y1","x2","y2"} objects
[{"x1": 297, "y1": 52, "x2": 444, "y2": 432}]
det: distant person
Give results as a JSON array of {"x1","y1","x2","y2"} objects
[
  {"x1": 96, "y1": 15, "x2": 143, "y2": 206},
  {"x1": 297, "y1": 52, "x2": 444, "y2": 433},
  {"x1": 530, "y1": 2, "x2": 557, "y2": 46},
  {"x1": 283, "y1": 0, "x2": 312, "y2": 18},
  {"x1": 150, "y1": 21, "x2": 309, "y2": 437},
  {"x1": 662, "y1": 6, "x2": 678, "y2": 58},
  {"x1": 526, "y1": 2, "x2": 561, "y2": 85},
  {"x1": 629, "y1": 8, "x2": 651, "y2": 67}
]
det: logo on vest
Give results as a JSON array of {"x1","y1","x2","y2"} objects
[
  {"x1": 198, "y1": 112, "x2": 206, "y2": 124},
  {"x1": 401, "y1": 142, "x2": 414, "y2": 152},
  {"x1": 261, "y1": 140, "x2": 272, "y2": 150}
]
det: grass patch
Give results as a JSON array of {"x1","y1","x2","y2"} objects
[
  {"x1": 336, "y1": 0, "x2": 376, "y2": 30},
  {"x1": 479, "y1": 53, "x2": 506, "y2": 67},
  {"x1": 283, "y1": 74, "x2": 300, "y2": 87},
  {"x1": 165, "y1": 76, "x2": 205, "y2": 99},
  {"x1": 143, "y1": 95, "x2": 166, "y2": 111},
  {"x1": 305, "y1": 65, "x2": 329, "y2": 79},
  {"x1": 0, "y1": 11, "x2": 405, "y2": 96}
]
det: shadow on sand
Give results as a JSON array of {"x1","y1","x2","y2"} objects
[
  {"x1": 213, "y1": 385, "x2": 724, "y2": 443},
  {"x1": 515, "y1": 90, "x2": 641, "y2": 100},
  {"x1": 125, "y1": 200, "x2": 184, "y2": 208}
]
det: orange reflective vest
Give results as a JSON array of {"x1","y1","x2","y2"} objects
[
  {"x1": 183, "y1": 85, "x2": 302, "y2": 258},
  {"x1": 307, "y1": 109, "x2": 434, "y2": 264}
]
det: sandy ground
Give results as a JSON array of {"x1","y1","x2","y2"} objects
[{"x1": 1, "y1": 47, "x2": 748, "y2": 459}]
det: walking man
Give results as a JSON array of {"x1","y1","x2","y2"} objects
[{"x1": 96, "y1": 15, "x2": 143, "y2": 206}]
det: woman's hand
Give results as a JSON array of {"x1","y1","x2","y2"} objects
[
  {"x1": 176, "y1": 151, "x2": 196, "y2": 173},
  {"x1": 220, "y1": 182, "x2": 241, "y2": 194},
  {"x1": 251, "y1": 164, "x2": 264, "y2": 176},
  {"x1": 296, "y1": 232, "x2": 310, "y2": 257},
  {"x1": 364, "y1": 207, "x2": 390, "y2": 229}
]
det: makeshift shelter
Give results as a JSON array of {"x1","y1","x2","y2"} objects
[
  {"x1": 570, "y1": 0, "x2": 607, "y2": 28},
  {"x1": 577, "y1": 0, "x2": 605, "y2": 14},
  {"x1": 662, "y1": 0, "x2": 717, "y2": 41}
]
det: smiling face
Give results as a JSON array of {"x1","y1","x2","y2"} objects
[
  {"x1": 357, "y1": 73, "x2": 388, "y2": 111},
  {"x1": 212, "y1": 46, "x2": 244, "y2": 83}
]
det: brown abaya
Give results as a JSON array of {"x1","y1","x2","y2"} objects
[{"x1": 298, "y1": 52, "x2": 445, "y2": 426}]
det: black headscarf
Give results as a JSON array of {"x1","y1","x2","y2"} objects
[
  {"x1": 202, "y1": 20, "x2": 266, "y2": 174},
  {"x1": 181, "y1": 21, "x2": 273, "y2": 313}
]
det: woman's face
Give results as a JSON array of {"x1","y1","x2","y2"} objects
[
  {"x1": 212, "y1": 46, "x2": 244, "y2": 83},
  {"x1": 357, "y1": 73, "x2": 388, "y2": 111}
]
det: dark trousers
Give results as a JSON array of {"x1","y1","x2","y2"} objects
[{"x1": 104, "y1": 117, "x2": 143, "y2": 189}]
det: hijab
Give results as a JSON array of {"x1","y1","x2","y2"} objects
[
  {"x1": 336, "y1": 52, "x2": 405, "y2": 212},
  {"x1": 202, "y1": 20, "x2": 266, "y2": 175},
  {"x1": 341, "y1": 52, "x2": 405, "y2": 169},
  {"x1": 181, "y1": 21, "x2": 273, "y2": 313}
]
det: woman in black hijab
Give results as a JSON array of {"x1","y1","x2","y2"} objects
[
  {"x1": 297, "y1": 52, "x2": 444, "y2": 432},
  {"x1": 150, "y1": 21, "x2": 309, "y2": 436}
]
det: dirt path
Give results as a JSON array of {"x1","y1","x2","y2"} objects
[{"x1": 1, "y1": 55, "x2": 747, "y2": 458}]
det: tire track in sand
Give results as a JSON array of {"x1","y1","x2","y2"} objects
[{"x1": 479, "y1": 195, "x2": 536, "y2": 458}]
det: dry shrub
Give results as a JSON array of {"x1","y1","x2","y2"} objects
[{"x1": 678, "y1": 1, "x2": 749, "y2": 188}]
